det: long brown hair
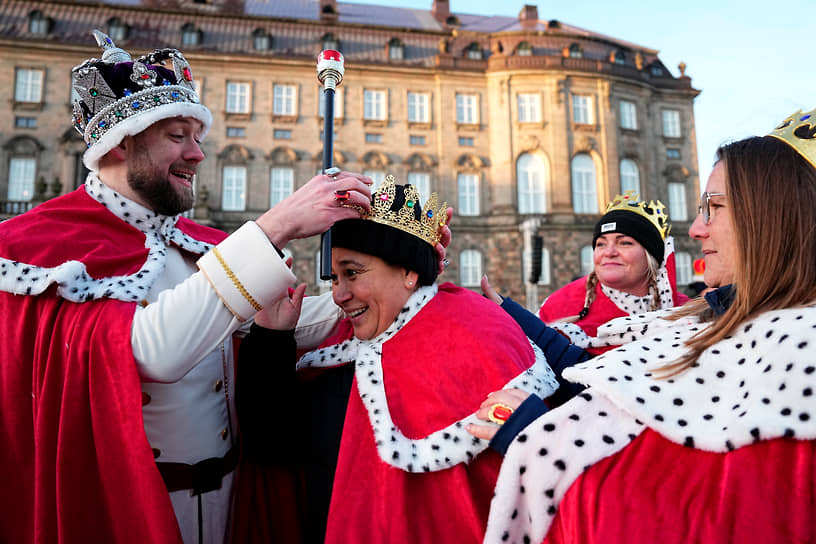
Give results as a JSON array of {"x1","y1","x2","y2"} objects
[{"x1": 661, "y1": 136, "x2": 816, "y2": 374}]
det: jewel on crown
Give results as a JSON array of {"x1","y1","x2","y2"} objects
[
  {"x1": 604, "y1": 190, "x2": 670, "y2": 239},
  {"x1": 767, "y1": 108, "x2": 816, "y2": 170},
  {"x1": 360, "y1": 175, "x2": 448, "y2": 246}
]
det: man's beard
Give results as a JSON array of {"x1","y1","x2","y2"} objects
[{"x1": 126, "y1": 139, "x2": 194, "y2": 216}]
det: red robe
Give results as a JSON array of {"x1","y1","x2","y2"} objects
[{"x1": 0, "y1": 187, "x2": 226, "y2": 543}]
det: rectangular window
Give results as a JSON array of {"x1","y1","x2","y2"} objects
[
  {"x1": 273, "y1": 129, "x2": 292, "y2": 139},
  {"x1": 269, "y1": 167, "x2": 294, "y2": 207},
  {"x1": 273, "y1": 84, "x2": 297, "y2": 116},
  {"x1": 318, "y1": 88, "x2": 343, "y2": 119},
  {"x1": 226, "y1": 82, "x2": 251, "y2": 114},
  {"x1": 363, "y1": 89, "x2": 387, "y2": 120},
  {"x1": 14, "y1": 116, "x2": 36, "y2": 128},
  {"x1": 407, "y1": 92, "x2": 430, "y2": 123},
  {"x1": 7, "y1": 157, "x2": 35, "y2": 201},
  {"x1": 523, "y1": 246, "x2": 551, "y2": 285},
  {"x1": 666, "y1": 148, "x2": 681, "y2": 159},
  {"x1": 226, "y1": 127, "x2": 245, "y2": 138},
  {"x1": 675, "y1": 252, "x2": 693, "y2": 286},
  {"x1": 365, "y1": 133, "x2": 383, "y2": 144},
  {"x1": 619, "y1": 100, "x2": 637, "y2": 130},
  {"x1": 456, "y1": 94, "x2": 479, "y2": 124},
  {"x1": 459, "y1": 250, "x2": 482, "y2": 287},
  {"x1": 668, "y1": 182, "x2": 688, "y2": 221},
  {"x1": 457, "y1": 173, "x2": 480, "y2": 216},
  {"x1": 458, "y1": 136, "x2": 474, "y2": 147},
  {"x1": 221, "y1": 166, "x2": 247, "y2": 211},
  {"x1": 517, "y1": 93, "x2": 541, "y2": 123},
  {"x1": 409, "y1": 135, "x2": 426, "y2": 146},
  {"x1": 15, "y1": 68, "x2": 43, "y2": 103},
  {"x1": 572, "y1": 95, "x2": 593, "y2": 124},
  {"x1": 407, "y1": 172, "x2": 430, "y2": 202},
  {"x1": 662, "y1": 109, "x2": 681, "y2": 137}
]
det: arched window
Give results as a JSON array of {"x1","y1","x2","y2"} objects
[
  {"x1": 181, "y1": 23, "x2": 201, "y2": 47},
  {"x1": 516, "y1": 41, "x2": 532, "y2": 56},
  {"x1": 580, "y1": 246, "x2": 594, "y2": 276},
  {"x1": 517, "y1": 153, "x2": 548, "y2": 214},
  {"x1": 107, "y1": 17, "x2": 127, "y2": 42},
  {"x1": 253, "y1": 28, "x2": 271, "y2": 51},
  {"x1": 571, "y1": 154, "x2": 597, "y2": 214},
  {"x1": 568, "y1": 43, "x2": 582, "y2": 58},
  {"x1": 465, "y1": 42, "x2": 482, "y2": 60},
  {"x1": 28, "y1": 10, "x2": 49, "y2": 34},
  {"x1": 459, "y1": 250, "x2": 482, "y2": 287},
  {"x1": 619, "y1": 159, "x2": 640, "y2": 196},
  {"x1": 388, "y1": 38, "x2": 404, "y2": 60},
  {"x1": 322, "y1": 33, "x2": 339, "y2": 51}
]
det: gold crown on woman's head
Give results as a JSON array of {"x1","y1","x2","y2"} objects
[
  {"x1": 359, "y1": 175, "x2": 447, "y2": 246},
  {"x1": 604, "y1": 190, "x2": 670, "y2": 239},
  {"x1": 767, "y1": 108, "x2": 816, "y2": 170}
]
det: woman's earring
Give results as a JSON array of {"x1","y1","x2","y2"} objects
[{"x1": 408, "y1": 281, "x2": 414, "y2": 287}]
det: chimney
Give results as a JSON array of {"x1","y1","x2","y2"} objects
[
  {"x1": 518, "y1": 4, "x2": 538, "y2": 29},
  {"x1": 432, "y1": 0, "x2": 450, "y2": 23},
  {"x1": 320, "y1": 0, "x2": 338, "y2": 21}
]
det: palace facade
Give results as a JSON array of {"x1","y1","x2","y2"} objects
[{"x1": 0, "y1": 0, "x2": 701, "y2": 307}]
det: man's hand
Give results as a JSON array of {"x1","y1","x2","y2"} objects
[{"x1": 255, "y1": 171, "x2": 372, "y2": 248}]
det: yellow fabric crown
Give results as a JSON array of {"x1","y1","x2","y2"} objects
[
  {"x1": 604, "y1": 190, "x2": 670, "y2": 239},
  {"x1": 358, "y1": 175, "x2": 447, "y2": 246},
  {"x1": 767, "y1": 108, "x2": 816, "y2": 171}
]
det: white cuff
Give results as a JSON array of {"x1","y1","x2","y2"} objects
[{"x1": 197, "y1": 221, "x2": 295, "y2": 321}]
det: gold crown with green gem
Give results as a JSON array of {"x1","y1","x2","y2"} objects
[
  {"x1": 603, "y1": 190, "x2": 670, "y2": 239},
  {"x1": 767, "y1": 108, "x2": 816, "y2": 170},
  {"x1": 358, "y1": 175, "x2": 447, "y2": 246}
]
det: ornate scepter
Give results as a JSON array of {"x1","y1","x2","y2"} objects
[{"x1": 316, "y1": 49, "x2": 345, "y2": 280}]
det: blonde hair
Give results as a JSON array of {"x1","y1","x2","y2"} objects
[
  {"x1": 565, "y1": 248, "x2": 660, "y2": 322},
  {"x1": 661, "y1": 136, "x2": 816, "y2": 375}
]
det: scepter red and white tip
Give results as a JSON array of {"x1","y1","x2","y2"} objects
[{"x1": 317, "y1": 50, "x2": 344, "y2": 90}]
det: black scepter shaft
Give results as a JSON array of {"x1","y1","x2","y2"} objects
[{"x1": 316, "y1": 50, "x2": 344, "y2": 280}]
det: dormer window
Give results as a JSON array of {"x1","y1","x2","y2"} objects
[
  {"x1": 253, "y1": 28, "x2": 271, "y2": 51},
  {"x1": 569, "y1": 43, "x2": 582, "y2": 58},
  {"x1": 107, "y1": 17, "x2": 127, "y2": 42},
  {"x1": 516, "y1": 42, "x2": 532, "y2": 56},
  {"x1": 388, "y1": 38, "x2": 404, "y2": 61},
  {"x1": 445, "y1": 15, "x2": 460, "y2": 26},
  {"x1": 181, "y1": 23, "x2": 201, "y2": 47},
  {"x1": 650, "y1": 64, "x2": 664, "y2": 76},
  {"x1": 465, "y1": 42, "x2": 482, "y2": 60},
  {"x1": 28, "y1": 10, "x2": 49, "y2": 34},
  {"x1": 612, "y1": 48, "x2": 626, "y2": 65},
  {"x1": 322, "y1": 33, "x2": 339, "y2": 51}
]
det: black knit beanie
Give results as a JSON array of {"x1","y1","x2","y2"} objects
[
  {"x1": 592, "y1": 209, "x2": 664, "y2": 264},
  {"x1": 331, "y1": 184, "x2": 439, "y2": 286}
]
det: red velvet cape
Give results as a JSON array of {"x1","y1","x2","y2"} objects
[
  {"x1": 0, "y1": 188, "x2": 226, "y2": 543},
  {"x1": 545, "y1": 430, "x2": 816, "y2": 543}
]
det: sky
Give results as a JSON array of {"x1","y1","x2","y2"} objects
[{"x1": 349, "y1": 0, "x2": 815, "y2": 189}]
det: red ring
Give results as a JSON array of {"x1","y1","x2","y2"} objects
[{"x1": 334, "y1": 190, "x2": 350, "y2": 202}]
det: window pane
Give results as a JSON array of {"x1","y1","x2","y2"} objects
[
  {"x1": 273, "y1": 84, "x2": 296, "y2": 115},
  {"x1": 15, "y1": 69, "x2": 43, "y2": 103},
  {"x1": 456, "y1": 94, "x2": 478, "y2": 124},
  {"x1": 580, "y1": 246, "x2": 594, "y2": 276},
  {"x1": 517, "y1": 153, "x2": 547, "y2": 214},
  {"x1": 364, "y1": 90, "x2": 386, "y2": 120},
  {"x1": 668, "y1": 182, "x2": 688, "y2": 221},
  {"x1": 8, "y1": 158, "x2": 36, "y2": 201},
  {"x1": 619, "y1": 100, "x2": 637, "y2": 130},
  {"x1": 571, "y1": 154, "x2": 597, "y2": 214},
  {"x1": 459, "y1": 249, "x2": 482, "y2": 286},
  {"x1": 572, "y1": 95, "x2": 592, "y2": 124},
  {"x1": 318, "y1": 88, "x2": 343, "y2": 119},
  {"x1": 619, "y1": 159, "x2": 640, "y2": 196},
  {"x1": 675, "y1": 252, "x2": 692, "y2": 286},
  {"x1": 270, "y1": 167, "x2": 294, "y2": 207},
  {"x1": 407, "y1": 172, "x2": 430, "y2": 203},
  {"x1": 523, "y1": 246, "x2": 551, "y2": 285},
  {"x1": 226, "y1": 82, "x2": 250, "y2": 113},
  {"x1": 517, "y1": 93, "x2": 540, "y2": 123},
  {"x1": 407, "y1": 92, "x2": 429, "y2": 123},
  {"x1": 662, "y1": 110, "x2": 681, "y2": 137},
  {"x1": 222, "y1": 166, "x2": 247, "y2": 210},
  {"x1": 457, "y1": 173, "x2": 480, "y2": 215}
]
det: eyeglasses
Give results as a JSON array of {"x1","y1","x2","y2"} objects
[{"x1": 697, "y1": 192, "x2": 726, "y2": 224}]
